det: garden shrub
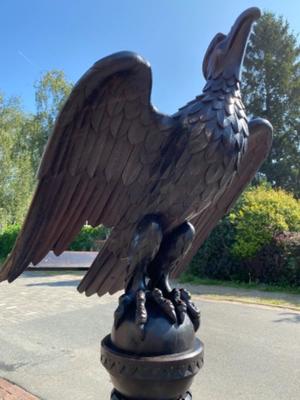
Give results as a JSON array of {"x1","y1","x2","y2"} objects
[
  {"x1": 0, "y1": 224, "x2": 110, "y2": 260},
  {"x1": 188, "y1": 217, "x2": 239, "y2": 280},
  {"x1": 68, "y1": 225, "x2": 109, "y2": 251},
  {"x1": 229, "y1": 185, "x2": 300, "y2": 260},
  {"x1": 0, "y1": 224, "x2": 20, "y2": 260},
  {"x1": 239, "y1": 232, "x2": 300, "y2": 286},
  {"x1": 281, "y1": 232, "x2": 300, "y2": 286},
  {"x1": 187, "y1": 185, "x2": 300, "y2": 286}
]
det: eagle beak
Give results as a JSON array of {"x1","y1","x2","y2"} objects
[{"x1": 223, "y1": 7, "x2": 261, "y2": 79}]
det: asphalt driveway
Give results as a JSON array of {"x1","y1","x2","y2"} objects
[{"x1": 0, "y1": 272, "x2": 299, "y2": 400}]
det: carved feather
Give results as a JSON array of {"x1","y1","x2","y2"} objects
[{"x1": 0, "y1": 36, "x2": 272, "y2": 299}]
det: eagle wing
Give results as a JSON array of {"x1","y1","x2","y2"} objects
[
  {"x1": 170, "y1": 118, "x2": 273, "y2": 278},
  {"x1": 77, "y1": 118, "x2": 272, "y2": 297},
  {"x1": 0, "y1": 52, "x2": 175, "y2": 283}
]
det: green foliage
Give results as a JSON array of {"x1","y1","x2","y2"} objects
[
  {"x1": 229, "y1": 185, "x2": 300, "y2": 259},
  {"x1": 242, "y1": 11, "x2": 300, "y2": 196},
  {"x1": 0, "y1": 94, "x2": 35, "y2": 227},
  {"x1": 32, "y1": 70, "x2": 73, "y2": 171},
  {"x1": 189, "y1": 217, "x2": 238, "y2": 280},
  {"x1": 68, "y1": 225, "x2": 110, "y2": 251},
  {"x1": 236, "y1": 232, "x2": 300, "y2": 287},
  {"x1": 0, "y1": 224, "x2": 110, "y2": 260},
  {"x1": 187, "y1": 185, "x2": 300, "y2": 287},
  {"x1": 281, "y1": 233, "x2": 300, "y2": 286},
  {"x1": 35, "y1": 70, "x2": 73, "y2": 126},
  {"x1": 179, "y1": 273, "x2": 300, "y2": 295},
  {"x1": 0, "y1": 70, "x2": 72, "y2": 228},
  {"x1": 0, "y1": 224, "x2": 20, "y2": 259}
]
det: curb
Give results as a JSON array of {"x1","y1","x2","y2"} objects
[
  {"x1": 0, "y1": 378, "x2": 39, "y2": 400},
  {"x1": 194, "y1": 294, "x2": 300, "y2": 312}
]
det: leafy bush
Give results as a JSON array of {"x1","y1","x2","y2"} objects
[
  {"x1": 187, "y1": 185, "x2": 300, "y2": 286},
  {"x1": 188, "y1": 217, "x2": 239, "y2": 280},
  {"x1": 68, "y1": 225, "x2": 109, "y2": 251},
  {"x1": 240, "y1": 232, "x2": 300, "y2": 286},
  {"x1": 0, "y1": 224, "x2": 20, "y2": 260},
  {"x1": 229, "y1": 185, "x2": 300, "y2": 259},
  {"x1": 0, "y1": 224, "x2": 109, "y2": 260},
  {"x1": 282, "y1": 232, "x2": 300, "y2": 286}
]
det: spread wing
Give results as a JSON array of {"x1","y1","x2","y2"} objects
[
  {"x1": 0, "y1": 51, "x2": 175, "y2": 283},
  {"x1": 170, "y1": 118, "x2": 272, "y2": 278}
]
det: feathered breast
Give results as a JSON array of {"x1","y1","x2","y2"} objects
[{"x1": 181, "y1": 77, "x2": 249, "y2": 176}]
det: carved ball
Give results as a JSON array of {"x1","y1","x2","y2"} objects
[{"x1": 111, "y1": 299, "x2": 195, "y2": 356}]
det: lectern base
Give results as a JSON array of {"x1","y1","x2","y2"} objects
[
  {"x1": 101, "y1": 335, "x2": 203, "y2": 400},
  {"x1": 111, "y1": 389, "x2": 192, "y2": 400}
]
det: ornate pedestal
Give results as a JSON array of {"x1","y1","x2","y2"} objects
[
  {"x1": 101, "y1": 296, "x2": 204, "y2": 399},
  {"x1": 111, "y1": 389, "x2": 192, "y2": 400},
  {"x1": 110, "y1": 389, "x2": 193, "y2": 400}
]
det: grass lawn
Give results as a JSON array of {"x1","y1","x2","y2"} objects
[
  {"x1": 179, "y1": 273, "x2": 300, "y2": 311},
  {"x1": 179, "y1": 273, "x2": 300, "y2": 295}
]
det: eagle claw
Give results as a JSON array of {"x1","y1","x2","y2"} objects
[
  {"x1": 114, "y1": 289, "x2": 148, "y2": 339},
  {"x1": 151, "y1": 288, "x2": 177, "y2": 323},
  {"x1": 151, "y1": 288, "x2": 200, "y2": 331},
  {"x1": 114, "y1": 287, "x2": 200, "y2": 334},
  {"x1": 151, "y1": 287, "x2": 200, "y2": 331},
  {"x1": 170, "y1": 288, "x2": 187, "y2": 325},
  {"x1": 114, "y1": 293, "x2": 135, "y2": 329},
  {"x1": 179, "y1": 288, "x2": 201, "y2": 331},
  {"x1": 136, "y1": 290, "x2": 147, "y2": 338}
]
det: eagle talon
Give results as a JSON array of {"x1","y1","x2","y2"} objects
[
  {"x1": 114, "y1": 293, "x2": 135, "y2": 329},
  {"x1": 114, "y1": 289, "x2": 149, "y2": 339},
  {"x1": 170, "y1": 288, "x2": 187, "y2": 325},
  {"x1": 135, "y1": 290, "x2": 147, "y2": 339},
  {"x1": 151, "y1": 288, "x2": 177, "y2": 323},
  {"x1": 180, "y1": 288, "x2": 201, "y2": 331}
]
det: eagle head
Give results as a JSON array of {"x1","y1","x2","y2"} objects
[{"x1": 202, "y1": 7, "x2": 261, "y2": 82}]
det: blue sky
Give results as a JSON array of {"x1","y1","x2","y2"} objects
[{"x1": 1, "y1": 0, "x2": 300, "y2": 114}]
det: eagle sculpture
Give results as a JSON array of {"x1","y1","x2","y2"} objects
[{"x1": 0, "y1": 8, "x2": 272, "y2": 330}]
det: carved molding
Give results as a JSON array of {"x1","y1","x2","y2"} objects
[
  {"x1": 101, "y1": 353, "x2": 203, "y2": 380},
  {"x1": 101, "y1": 336, "x2": 204, "y2": 381},
  {"x1": 111, "y1": 389, "x2": 192, "y2": 400}
]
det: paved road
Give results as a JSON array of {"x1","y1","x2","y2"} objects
[
  {"x1": 0, "y1": 272, "x2": 299, "y2": 400},
  {"x1": 31, "y1": 251, "x2": 98, "y2": 270}
]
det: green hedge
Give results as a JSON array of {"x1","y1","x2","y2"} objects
[
  {"x1": 229, "y1": 185, "x2": 300, "y2": 259},
  {"x1": 0, "y1": 224, "x2": 110, "y2": 260},
  {"x1": 188, "y1": 217, "x2": 239, "y2": 281},
  {"x1": 240, "y1": 232, "x2": 300, "y2": 286},
  {"x1": 0, "y1": 224, "x2": 20, "y2": 260},
  {"x1": 68, "y1": 225, "x2": 109, "y2": 251},
  {"x1": 187, "y1": 185, "x2": 300, "y2": 287}
]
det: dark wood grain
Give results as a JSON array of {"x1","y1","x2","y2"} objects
[{"x1": 0, "y1": 9, "x2": 271, "y2": 301}]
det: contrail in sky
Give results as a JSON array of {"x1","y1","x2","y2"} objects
[{"x1": 18, "y1": 50, "x2": 38, "y2": 69}]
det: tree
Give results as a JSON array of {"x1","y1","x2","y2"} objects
[
  {"x1": 242, "y1": 12, "x2": 300, "y2": 197},
  {"x1": 0, "y1": 71, "x2": 73, "y2": 228},
  {"x1": 31, "y1": 70, "x2": 72, "y2": 170},
  {"x1": 0, "y1": 94, "x2": 34, "y2": 227}
]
